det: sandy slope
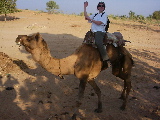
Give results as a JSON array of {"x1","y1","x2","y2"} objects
[{"x1": 0, "y1": 10, "x2": 160, "y2": 120}]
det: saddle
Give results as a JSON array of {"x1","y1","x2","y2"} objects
[
  {"x1": 83, "y1": 30, "x2": 133, "y2": 68},
  {"x1": 83, "y1": 30, "x2": 131, "y2": 47}
]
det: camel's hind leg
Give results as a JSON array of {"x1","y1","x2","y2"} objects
[
  {"x1": 119, "y1": 79, "x2": 126, "y2": 100},
  {"x1": 120, "y1": 62, "x2": 132, "y2": 110},
  {"x1": 88, "y1": 80, "x2": 102, "y2": 113},
  {"x1": 119, "y1": 75, "x2": 131, "y2": 110},
  {"x1": 112, "y1": 57, "x2": 132, "y2": 110}
]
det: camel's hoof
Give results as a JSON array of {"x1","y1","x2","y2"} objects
[
  {"x1": 94, "y1": 108, "x2": 102, "y2": 113},
  {"x1": 71, "y1": 113, "x2": 77, "y2": 120}
]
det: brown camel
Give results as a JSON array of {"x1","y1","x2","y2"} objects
[{"x1": 16, "y1": 32, "x2": 134, "y2": 114}]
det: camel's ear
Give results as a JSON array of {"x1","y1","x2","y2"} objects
[{"x1": 35, "y1": 32, "x2": 43, "y2": 41}]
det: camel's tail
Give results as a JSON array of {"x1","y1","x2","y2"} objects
[{"x1": 131, "y1": 58, "x2": 134, "y2": 66}]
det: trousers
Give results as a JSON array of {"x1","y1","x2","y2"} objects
[{"x1": 95, "y1": 31, "x2": 109, "y2": 61}]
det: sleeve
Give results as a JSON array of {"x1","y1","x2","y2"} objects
[{"x1": 88, "y1": 14, "x2": 95, "y2": 23}]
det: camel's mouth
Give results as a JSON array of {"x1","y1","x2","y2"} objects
[
  {"x1": 15, "y1": 38, "x2": 22, "y2": 46},
  {"x1": 16, "y1": 41, "x2": 21, "y2": 45}
]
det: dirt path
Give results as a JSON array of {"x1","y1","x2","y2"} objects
[{"x1": 0, "y1": 10, "x2": 160, "y2": 120}]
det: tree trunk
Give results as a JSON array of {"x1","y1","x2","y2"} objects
[{"x1": 4, "y1": 14, "x2": 7, "y2": 21}]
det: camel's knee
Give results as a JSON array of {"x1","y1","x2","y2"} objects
[
  {"x1": 112, "y1": 66, "x2": 121, "y2": 77},
  {"x1": 112, "y1": 70, "x2": 120, "y2": 77},
  {"x1": 88, "y1": 80, "x2": 101, "y2": 96},
  {"x1": 118, "y1": 70, "x2": 131, "y2": 80}
]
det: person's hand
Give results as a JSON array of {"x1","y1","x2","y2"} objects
[{"x1": 84, "y1": 1, "x2": 88, "y2": 8}]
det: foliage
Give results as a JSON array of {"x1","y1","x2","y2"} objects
[
  {"x1": 46, "y1": 0, "x2": 59, "y2": 14},
  {"x1": 146, "y1": 15, "x2": 152, "y2": 21},
  {"x1": 78, "y1": 12, "x2": 92, "y2": 16},
  {"x1": 119, "y1": 15, "x2": 128, "y2": 20},
  {"x1": 152, "y1": 10, "x2": 160, "y2": 20},
  {"x1": 129, "y1": 11, "x2": 136, "y2": 20},
  {"x1": 0, "y1": 0, "x2": 17, "y2": 21},
  {"x1": 107, "y1": 11, "x2": 160, "y2": 26},
  {"x1": 0, "y1": 0, "x2": 17, "y2": 14},
  {"x1": 136, "y1": 15, "x2": 145, "y2": 20},
  {"x1": 79, "y1": 12, "x2": 84, "y2": 16}
]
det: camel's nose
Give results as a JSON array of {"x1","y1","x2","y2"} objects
[
  {"x1": 17, "y1": 41, "x2": 21, "y2": 45},
  {"x1": 15, "y1": 38, "x2": 21, "y2": 45}
]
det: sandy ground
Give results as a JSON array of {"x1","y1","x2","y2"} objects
[{"x1": 0, "y1": 10, "x2": 160, "y2": 120}]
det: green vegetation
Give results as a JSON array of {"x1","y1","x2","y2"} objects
[
  {"x1": 108, "y1": 11, "x2": 160, "y2": 25},
  {"x1": 46, "y1": 0, "x2": 59, "y2": 14},
  {"x1": 78, "y1": 10, "x2": 160, "y2": 24},
  {"x1": 0, "y1": 0, "x2": 18, "y2": 21},
  {"x1": 152, "y1": 11, "x2": 160, "y2": 20}
]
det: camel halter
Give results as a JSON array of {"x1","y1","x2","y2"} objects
[{"x1": 58, "y1": 59, "x2": 64, "y2": 79}]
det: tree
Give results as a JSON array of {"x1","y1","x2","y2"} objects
[
  {"x1": 46, "y1": 0, "x2": 59, "y2": 14},
  {"x1": 152, "y1": 10, "x2": 160, "y2": 20},
  {"x1": 79, "y1": 12, "x2": 92, "y2": 16},
  {"x1": 0, "y1": 0, "x2": 17, "y2": 21},
  {"x1": 136, "y1": 15, "x2": 145, "y2": 20},
  {"x1": 129, "y1": 11, "x2": 135, "y2": 20},
  {"x1": 146, "y1": 15, "x2": 153, "y2": 21},
  {"x1": 79, "y1": 12, "x2": 84, "y2": 16}
]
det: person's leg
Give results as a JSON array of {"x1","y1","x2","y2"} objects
[
  {"x1": 95, "y1": 31, "x2": 109, "y2": 61},
  {"x1": 95, "y1": 31, "x2": 109, "y2": 70}
]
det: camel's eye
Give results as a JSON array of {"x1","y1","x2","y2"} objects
[{"x1": 27, "y1": 38, "x2": 31, "y2": 42}]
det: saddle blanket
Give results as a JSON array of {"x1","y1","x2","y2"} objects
[{"x1": 83, "y1": 31, "x2": 131, "y2": 47}]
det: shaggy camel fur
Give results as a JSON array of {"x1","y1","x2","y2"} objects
[{"x1": 16, "y1": 33, "x2": 133, "y2": 114}]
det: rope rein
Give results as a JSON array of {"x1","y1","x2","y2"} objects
[{"x1": 58, "y1": 59, "x2": 61, "y2": 75}]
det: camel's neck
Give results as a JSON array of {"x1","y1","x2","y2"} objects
[{"x1": 31, "y1": 48, "x2": 77, "y2": 76}]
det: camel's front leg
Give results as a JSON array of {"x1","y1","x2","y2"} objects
[
  {"x1": 77, "y1": 79, "x2": 87, "y2": 106},
  {"x1": 88, "y1": 80, "x2": 102, "y2": 113},
  {"x1": 72, "y1": 79, "x2": 87, "y2": 120},
  {"x1": 118, "y1": 69, "x2": 132, "y2": 110},
  {"x1": 119, "y1": 80, "x2": 126, "y2": 100}
]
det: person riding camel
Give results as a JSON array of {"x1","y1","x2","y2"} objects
[{"x1": 84, "y1": 1, "x2": 110, "y2": 70}]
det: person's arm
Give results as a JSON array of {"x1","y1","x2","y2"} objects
[
  {"x1": 84, "y1": 1, "x2": 91, "y2": 20},
  {"x1": 84, "y1": 2, "x2": 103, "y2": 25},
  {"x1": 91, "y1": 20, "x2": 103, "y2": 25}
]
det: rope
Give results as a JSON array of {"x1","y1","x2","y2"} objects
[{"x1": 58, "y1": 59, "x2": 64, "y2": 79}]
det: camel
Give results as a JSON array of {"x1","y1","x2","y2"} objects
[{"x1": 15, "y1": 32, "x2": 134, "y2": 114}]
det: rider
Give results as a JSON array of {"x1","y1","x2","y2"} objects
[{"x1": 84, "y1": 1, "x2": 109, "y2": 69}]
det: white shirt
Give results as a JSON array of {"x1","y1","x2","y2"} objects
[{"x1": 89, "y1": 12, "x2": 108, "y2": 33}]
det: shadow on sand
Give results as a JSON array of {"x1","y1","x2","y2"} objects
[
  {"x1": 0, "y1": 74, "x2": 30, "y2": 120},
  {"x1": 0, "y1": 15, "x2": 20, "y2": 21}
]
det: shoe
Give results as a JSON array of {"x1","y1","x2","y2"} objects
[{"x1": 101, "y1": 59, "x2": 109, "y2": 70}]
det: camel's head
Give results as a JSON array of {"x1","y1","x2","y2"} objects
[{"x1": 15, "y1": 33, "x2": 47, "y2": 53}]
